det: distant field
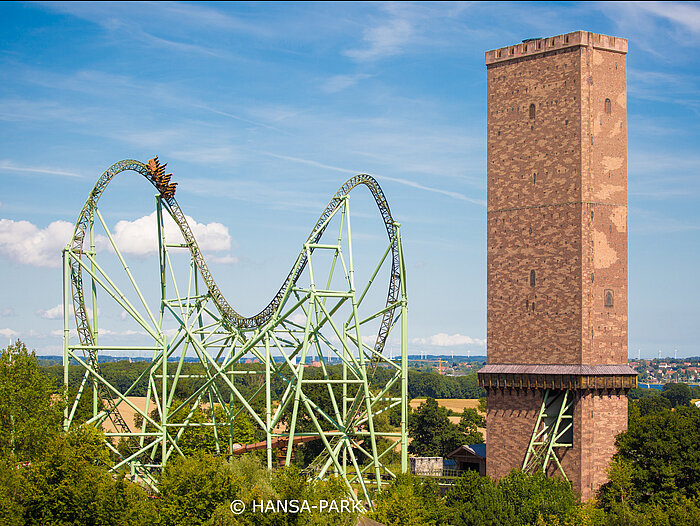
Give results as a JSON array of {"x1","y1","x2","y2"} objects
[
  {"x1": 410, "y1": 398, "x2": 481, "y2": 412},
  {"x1": 410, "y1": 398, "x2": 486, "y2": 440},
  {"x1": 101, "y1": 396, "x2": 151, "y2": 435}
]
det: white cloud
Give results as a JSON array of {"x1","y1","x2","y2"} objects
[
  {"x1": 321, "y1": 74, "x2": 372, "y2": 94},
  {"x1": 111, "y1": 211, "x2": 231, "y2": 257},
  {"x1": 50, "y1": 327, "x2": 145, "y2": 337},
  {"x1": 0, "y1": 219, "x2": 73, "y2": 268},
  {"x1": 288, "y1": 312, "x2": 307, "y2": 325},
  {"x1": 0, "y1": 308, "x2": 15, "y2": 317},
  {"x1": 412, "y1": 333, "x2": 485, "y2": 347},
  {"x1": 50, "y1": 329, "x2": 78, "y2": 338},
  {"x1": 345, "y1": 17, "x2": 415, "y2": 62},
  {"x1": 37, "y1": 304, "x2": 63, "y2": 320},
  {"x1": 0, "y1": 210, "x2": 235, "y2": 267},
  {"x1": 0, "y1": 328, "x2": 19, "y2": 338},
  {"x1": 208, "y1": 254, "x2": 239, "y2": 264},
  {"x1": 37, "y1": 304, "x2": 96, "y2": 320}
]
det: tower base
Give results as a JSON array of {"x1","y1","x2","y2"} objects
[{"x1": 479, "y1": 367, "x2": 635, "y2": 500}]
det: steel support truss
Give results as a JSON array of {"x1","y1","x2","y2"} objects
[
  {"x1": 522, "y1": 388, "x2": 574, "y2": 480},
  {"x1": 62, "y1": 159, "x2": 408, "y2": 507}
]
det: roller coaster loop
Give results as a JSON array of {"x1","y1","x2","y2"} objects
[{"x1": 62, "y1": 158, "x2": 408, "y2": 507}]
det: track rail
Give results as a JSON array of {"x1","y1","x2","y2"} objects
[{"x1": 69, "y1": 160, "x2": 401, "y2": 413}]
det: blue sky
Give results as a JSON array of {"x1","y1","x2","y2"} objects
[{"x1": 0, "y1": 1, "x2": 699, "y2": 359}]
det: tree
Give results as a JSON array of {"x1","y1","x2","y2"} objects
[
  {"x1": 444, "y1": 470, "x2": 578, "y2": 526},
  {"x1": 158, "y1": 453, "x2": 357, "y2": 526},
  {"x1": 661, "y1": 383, "x2": 692, "y2": 408},
  {"x1": 627, "y1": 386, "x2": 662, "y2": 400},
  {"x1": 458, "y1": 407, "x2": 485, "y2": 444},
  {"x1": 158, "y1": 452, "x2": 255, "y2": 526},
  {"x1": 0, "y1": 340, "x2": 63, "y2": 462},
  {"x1": 371, "y1": 473, "x2": 447, "y2": 526},
  {"x1": 19, "y1": 425, "x2": 156, "y2": 525},
  {"x1": 634, "y1": 395, "x2": 672, "y2": 417},
  {"x1": 600, "y1": 405, "x2": 700, "y2": 505},
  {"x1": 409, "y1": 398, "x2": 466, "y2": 457}
]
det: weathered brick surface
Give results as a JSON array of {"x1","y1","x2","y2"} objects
[
  {"x1": 577, "y1": 393, "x2": 628, "y2": 500},
  {"x1": 484, "y1": 31, "x2": 629, "y2": 500},
  {"x1": 486, "y1": 390, "x2": 545, "y2": 479}
]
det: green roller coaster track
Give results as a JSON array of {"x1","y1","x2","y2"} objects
[{"x1": 62, "y1": 158, "x2": 408, "y2": 507}]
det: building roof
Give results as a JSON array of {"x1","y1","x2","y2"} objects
[
  {"x1": 447, "y1": 443, "x2": 486, "y2": 459},
  {"x1": 479, "y1": 364, "x2": 637, "y2": 376}
]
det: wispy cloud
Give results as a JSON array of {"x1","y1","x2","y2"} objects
[
  {"x1": 634, "y1": 1, "x2": 700, "y2": 36},
  {"x1": 375, "y1": 174, "x2": 485, "y2": 206},
  {"x1": 320, "y1": 74, "x2": 372, "y2": 94},
  {"x1": 37, "y1": 1, "x2": 267, "y2": 59},
  {"x1": 599, "y1": 1, "x2": 700, "y2": 58},
  {"x1": 259, "y1": 152, "x2": 356, "y2": 175},
  {"x1": 0, "y1": 160, "x2": 84, "y2": 179},
  {"x1": 260, "y1": 151, "x2": 485, "y2": 205},
  {"x1": 629, "y1": 151, "x2": 700, "y2": 199},
  {"x1": 630, "y1": 206, "x2": 700, "y2": 234},
  {"x1": 344, "y1": 14, "x2": 415, "y2": 62}
]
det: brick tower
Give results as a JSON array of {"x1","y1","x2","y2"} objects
[{"x1": 477, "y1": 31, "x2": 637, "y2": 500}]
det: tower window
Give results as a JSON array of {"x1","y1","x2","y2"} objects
[
  {"x1": 529, "y1": 103, "x2": 536, "y2": 119},
  {"x1": 604, "y1": 290, "x2": 614, "y2": 307},
  {"x1": 530, "y1": 270, "x2": 536, "y2": 287},
  {"x1": 605, "y1": 98, "x2": 612, "y2": 114}
]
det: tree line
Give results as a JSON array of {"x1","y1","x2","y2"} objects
[{"x1": 4, "y1": 340, "x2": 700, "y2": 525}]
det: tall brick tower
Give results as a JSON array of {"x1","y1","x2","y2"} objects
[{"x1": 477, "y1": 31, "x2": 637, "y2": 500}]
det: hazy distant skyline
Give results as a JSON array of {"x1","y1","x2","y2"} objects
[{"x1": 1, "y1": 2, "x2": 699, "y2": 358}]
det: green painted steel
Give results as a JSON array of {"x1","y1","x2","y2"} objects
[
  {"x1": 522, "y1": 388, "x2": 574, "y2": 480},
  {"x1": 62, "y1": 159, "x2": 408, "y2": 507}
]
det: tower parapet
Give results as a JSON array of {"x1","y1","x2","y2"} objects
[{"x1": 485, "y1": 31, "x2": 628, "y2": 66}]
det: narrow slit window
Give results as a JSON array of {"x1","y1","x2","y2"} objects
[
  {"x1": 530, "y1": 270, "x2": 536, "y2": 287},
  {"x1": 529, "y1": 103, "x2": 536, "y2": 119},
  {"x1": 604, "y1": 290, "x2": 614, "y2": 307},
  {"x1": 605, "y1": 98, "x2": 612, "y2": 114}
]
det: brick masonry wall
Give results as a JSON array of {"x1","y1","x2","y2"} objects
[
  {"x1": 486, "y1": 390, "x2": 545, "y2": 478},
  {"x1": 486, "y1": 37, "x2": 627, "y2": 366},
  {"x1": 488, "y1": 204, "x2": 583, "y2": 364},
  {"x1": 484, "y1": 32, "x2": 629, "y2": 498},
  {"x1": 487, "y1": 45, "x2": 586, "y2": 365},
  {"x1": 580, "y1": 43, "x2": 628, "y2": 365},
  {"x1": 577, "y1": 393, "x2": 628, "y2": 500}
]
